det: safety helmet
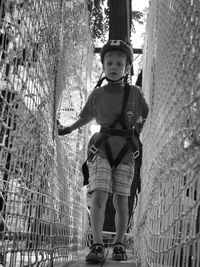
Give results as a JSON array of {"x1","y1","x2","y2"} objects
[{"x1": 100, "y1": 40, "x2": 133, "y2": 65}]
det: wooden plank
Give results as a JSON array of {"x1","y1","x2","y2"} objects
[
  {"x1": 62, "y1": 250, "x2": 138, "y2": 267},
  {"x1": 63, "y1": 260, "x2": 137, "y2": 267}
]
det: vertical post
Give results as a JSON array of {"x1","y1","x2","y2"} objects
[
  {"x1": 108, "y1": 0, "x2": 133, "y2": 77},
  {"x1": 126, "y1": 0, "x2": 131, "y2": 42},
  {"x1": 108, "y1": 0, "x2": 132, "y2": 42}
]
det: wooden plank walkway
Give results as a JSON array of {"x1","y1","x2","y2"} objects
[{"x1": 62, "y1": 249, "x2": 138, "y2": 267}]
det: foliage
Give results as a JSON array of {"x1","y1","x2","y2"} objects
[
  {"x1": 87, "y1": 0, "x2": 144, "y2": 42},
  {"x1": 131, "y1": 10, "x2": 144, "y2": 32},
  {"x1": 87, "y1": 0, "x2": 109, "y2": 42}
]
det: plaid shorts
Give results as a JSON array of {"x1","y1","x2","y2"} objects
[{"x1": 88, "y1": 156, "x2": 134, "y2": 196}]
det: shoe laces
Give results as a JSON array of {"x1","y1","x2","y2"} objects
[
  {"x1": 91, "y1": 244, "x2": 104, "y2": 254},
  {"x1": 113, "y1": 243, "x2": 126, "y2": 254}
]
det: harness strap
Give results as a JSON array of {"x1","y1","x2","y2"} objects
[
  {"x1": 103, "y1": 137, "x2": 114, "y2": 167},
  {"x1": 82, "y1": 84, "x2": 139, "y2": 186},
  {"x1": 100, "y1": 127, "x2": 133, "y2": 137},
  {"x1": 110, "y1": 84, "x2": 130, "y2": 128},
  {"x1": 111, "y1": 143, "x2": 130, "y2": 168},
  {"x1": 82, "y1": 162, "x2": 90, "y2": 186},
  {"x1": 102, "y1": 135, "x2": 139, "y2": 169}
]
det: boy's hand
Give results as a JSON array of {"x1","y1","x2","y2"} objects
[
  {"x1": 58, "y1": 126, "x2": 72, "y2": 135},
  {"x1": 57, "y1": 120, "x2": 72, "y2": 135}
]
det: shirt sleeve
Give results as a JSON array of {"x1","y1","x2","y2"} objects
[{"x1": 79, "y1": 90, "x2": 96, "y2": 121}]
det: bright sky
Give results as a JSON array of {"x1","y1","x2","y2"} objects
[
  {"x1": 131, "y1": 0, "x2": 150, "y2": 84},
  {"x1": 132, "y1": 0, "x2": 149, "y2": 11},
  {"x1": 131, "y1": 0, "x2": 150, "y2": 47}
]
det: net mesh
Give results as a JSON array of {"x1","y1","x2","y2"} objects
[
  {"x1": 0, "y1": 0, "x2": 93, "y2": 266},
  {"x1": 1, "y1": 0, "x2": 200, "y2": 266},
  {"x1": 132, "y1": 0, "x2": 200, "y2": 266}
]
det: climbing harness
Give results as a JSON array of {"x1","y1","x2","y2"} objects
[{"x1": 82, "y1": 82, "x2": 140, "y2": 186}]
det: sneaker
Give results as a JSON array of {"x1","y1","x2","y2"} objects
[
  {"x1": 85, "y1": 243, "x2": 105, "y2": 263},
  {"x1": 112, "y1": 242, "x2": 127, "y2": 261}
]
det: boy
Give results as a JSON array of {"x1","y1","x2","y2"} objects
[{"x1": 58, "y1": 40, "x2": 149, "y2": 263}]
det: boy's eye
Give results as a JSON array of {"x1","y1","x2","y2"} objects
[
  {"x1": 106, "y1": 61, "x2": 123, "y2": 66},
  {"x1": 107, "y1": 61, "x2": 112, "y2": 66}
]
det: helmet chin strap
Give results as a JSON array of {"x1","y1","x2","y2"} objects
[
  {"x1": 106, "y1": 73, "x2": 129, "y2": 84},
  {"x1": 105, "y1": 76, "x2": 124, "y2": 83},
  {"x1": 95, "y1": 74, "x2": 129, "y2": 89}
]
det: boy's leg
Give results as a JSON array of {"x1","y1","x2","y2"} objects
[
  {"x1": 86, "y1": 157, "x2": 111, "y2": 262},
  {"x1": 111, "y1": 163, "x2": 134, "y2": 261},
  {"x1": 112, "y1": 193, "x2": 128, "y2": 261},
  {"x1": 86, "y1": 190, "x2": 108, "y2": 263},
  {"x1": 112, "y1": 194, "x2": 129, "y2": 244},
  {"x1": 90, "y1": 190, "x2": 109, "y2": 244}
]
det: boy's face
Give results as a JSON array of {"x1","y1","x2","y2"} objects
[{"x1": 103, "y1": 50, "x2": 127, "y2": 82}]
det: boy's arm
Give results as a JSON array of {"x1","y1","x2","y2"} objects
[
  {"x1": 58, "y1": 89, "x2": 95, "y2": 135},
  {"x1": 136, "y1": 89, "x2": 149, "y2": 133},
  {"x1": 138, "y1": 87, "x2": 149, "y2": 120},
  {"x1": 58, "y1": 116, "x2": 92, "y2": 136},
  {"x1": 142, "y1": 99, "x2": 149, "y2": 120}
]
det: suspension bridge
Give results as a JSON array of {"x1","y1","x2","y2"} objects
[{"x1": 0, "y1": 0, "x2": 199, "y2": 266}]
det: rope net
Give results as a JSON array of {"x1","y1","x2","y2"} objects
[
  {"x1": 132, "y1": 0, "x2": 200, "y2": 266},
  {"x1": 0, "y1": 0, "x2": 93, "y2": 266},
  {"x1": 1, "y1": 0, "x2": 200, "y2": 266}
]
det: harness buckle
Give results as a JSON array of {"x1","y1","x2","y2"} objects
[
  {"x1": 133, "y1": 150, "x2": 140, "y2": 159},
  {"x1": 90, "y1": 144, "x2": 98, "y2": 154}
]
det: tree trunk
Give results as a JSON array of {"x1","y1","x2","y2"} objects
[{"x1": 108, "y1": 0, "x2": 132, "y2": 42}]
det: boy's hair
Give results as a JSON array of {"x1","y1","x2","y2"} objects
[{"x1": 100, "y1": 40, "x2": 133, "y2": 65}]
